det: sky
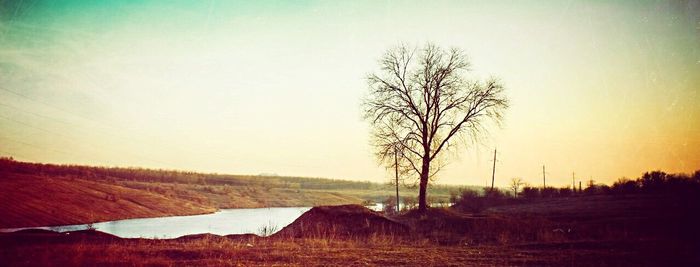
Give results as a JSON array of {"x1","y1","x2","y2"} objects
[{"x1": 0, "y1": 0, "x2": 698, "y2": 188}]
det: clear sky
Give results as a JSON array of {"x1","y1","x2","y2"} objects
[{"x1": 0, "y1": 0, "x2": 698, "y2": 187}]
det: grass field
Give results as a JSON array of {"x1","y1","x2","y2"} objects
[
  {"x1": 2, "y1": 193, "x2": 698, "y2": 266},
  {"x1": 1, "y1": 234, "x2": 689, "y2": 266}
]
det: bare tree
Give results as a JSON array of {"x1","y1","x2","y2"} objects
[
  {"x1": 377, "y1": 141, "x2": 409, "y2": 213},
  {"x1": 362, "y1": 43, "x2": 509, "y2": 211},
  {"x1": 509, "y1": 177, "x2": 524, "y2": 198}
]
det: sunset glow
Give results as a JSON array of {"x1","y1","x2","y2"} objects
[{"x1": 1, "y1": 0, "x2": 698, "y2": 187}]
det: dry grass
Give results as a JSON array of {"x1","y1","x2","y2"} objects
[
  {"x1": 2, "y1": 194, "x2": 699, "y2": 266},
  {"x1": 0, "y1": 159, "x2": 461, "y2": 228},
  {"x1": 0, "y1": 172, "x2": 364, "y2": 228},
  {"x1": 0, "y1": 172, "x2": 216, "y2": 228},
  {"x1": 1, "y1": 233, "x2": 694, "y2": 266}
]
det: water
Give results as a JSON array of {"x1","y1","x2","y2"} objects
[
  {"x1": 0, "y1": 207, "x2": 310, "y2": 239},
  {"x1": 366, "y1": 202, "x2": 454, "y2": 212},
  {"x1": 366, "y1": 202, "x2": 384, "y2": 211}
]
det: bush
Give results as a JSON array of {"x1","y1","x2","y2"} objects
[
  {"x1": 402, "y1": 196, "x2": 417, "y2": 211},
  {"x1": 482, "y1": 187, "x2": 506, "y2": 199},
  {"x1": 521, "y1": 187, "x2": 540, "y2": 199},
  {"x1": 540, "y1": 187, "x2": 558, "y2": 198},
  {"x1": 454, "y1": 189, "x2": 485, "y2": 213},
  {"x1": 382, "y1": 197, "x2": 398, "y2": 215},
  {"x1": 558, "y1": 187, "x2": 572, "y2": 197},
  {"x1": 257, "y1": 221, "x2": 278, "y2": 237},
  {"x1": 453, "y1": 188, "x2": 510, "y2": 213},
  {"x1": 611, "y1": 178, "x2": 639, "y2": 195},
  {"x1": 641, "y1": 171, "x2": 667, "y2": 193}
]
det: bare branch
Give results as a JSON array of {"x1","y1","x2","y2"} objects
[{"x1": 361, "y1": 43, "x2": 509, "y2": 211}]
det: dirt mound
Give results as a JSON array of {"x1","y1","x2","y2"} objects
[{"x1": 273, "y1": 205, "x2": 408, "y2": 238}]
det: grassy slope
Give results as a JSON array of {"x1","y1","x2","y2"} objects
[
  {"x1": 0, "y1": 172, "x2": 370, "y2": 228},
  {"x1": 0, "y1": 172, "x2": 216, "y2": 228},
  {"x1": 112, "y1": 180, "x2": 366, "y2": 209},
  {"x1": 0, "y1": 158, "x2": 469, "y2": 228}
]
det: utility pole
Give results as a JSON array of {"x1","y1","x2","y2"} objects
[
  {"x1": 542, "y1": 165, "x2": 546, "y2": 188},
  {"x1": 394, "y1": 145, "x2": 400, "y2": 213},
  {"x1": 491, "y1": 148, "x2": 497, "y2": 191}
]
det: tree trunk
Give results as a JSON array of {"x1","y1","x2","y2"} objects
[{"x1": 418, "y1": 157, "x2": 430, "y2": 212}]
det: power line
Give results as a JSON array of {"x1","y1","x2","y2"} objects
[
  {"x1": 0, "y1": 114, "x2": 72, "y2": 139},
  {"x1": 0, "y1": 135, "x2": 77, "y2": 158},
  {"x1": 0, "y1": 101, "x2": 77, "y2": 127},
  {"x1": 0, "y1": 88, "x2": 208, "y2": 165},
  {"x1": 0, "y1": 99, "x2": 270, "y2": 171},
  {"x1": 0, "y1": 115, "x2": 176, "y2": 166},
  {"x1": 0, "y1": 86, "x2": 305, "y2": 171},
  {"x1": 0, "y1": 87, "x2": 99, "y2": 125}
]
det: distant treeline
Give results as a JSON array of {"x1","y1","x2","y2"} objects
[
  {"x1": 0, "y1": 157, "x2": 459, "y2": 193},
  {"x1": 0, "y1": 157, "x2": 375, "y2": 190},
  {"x1": 450, "y1": 170, "x2": 700, "y2": 213},
  {"x1": 519, "y1": 170, "x2": 700, "y2": 198}
]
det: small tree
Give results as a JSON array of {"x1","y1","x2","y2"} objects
[
  {"x1": 402, "y1": 196, "x2": 418, "y2": 211},
  {"x1": 509, "y1": 177, "x2": 524, "y2": 198},
  {"x1": 382, "y1": 196, "x2": 398, "y2": 215}
]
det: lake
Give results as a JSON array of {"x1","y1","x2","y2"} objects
[{"x1": 0, "y1": 207, "x2": 311, "y2": 239}]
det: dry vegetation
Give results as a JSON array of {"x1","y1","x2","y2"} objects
[
  {"x1": 2, "y1": 233, "x2": 685, "y2": 266},
  {"x1": 3, "y1": 158, "x2": 698, "y2": 266},
  {"x1": 2, "y1": 192, "x2": 698, "y2": 266},
  {"x1": 0, "y1": 172, "x2": 216, "y2": 228},
  {"x1": 0, "y1": 158, "x2": 457, "y2": 228}
]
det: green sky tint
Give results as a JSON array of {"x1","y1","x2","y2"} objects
[{"x1": 0, "y1": 0, "x2": 698, "y2": 187}]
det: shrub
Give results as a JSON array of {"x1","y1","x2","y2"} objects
[
  {"x1": 257, "y1": 221, "x2": 278, "y2": 237},
  {"x1": 611, "y1": 178, "x2": 639, "y2": 195},
  {"x1": 558, "y1": 187, "x2": 572, "y2": 197},
  {"x1": 382, "y1": 197, "x2": 398, "y2": 215},
  {"x1": 454, "y1": 189, "x2": 485, "y2": 213},
  {"x1": 521, "y1": 187, "x2": 540, "y2": 199},
  {"x1": 640, "y1": 171, "x2": 668, "y2": 193},
  {"x1": 402, "y1": 196, "x2": 418, "y2": 211},
  {"x1": 540, "y1": 187, "x2": 558, "y2": 198}
]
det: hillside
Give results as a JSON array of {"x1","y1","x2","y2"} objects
[
  {"x1": 0, "y1": 172, "x2": 215, "y2": 228},
  {"x1": 0, "y1": 158, "x2": 463, "y2": 228}
]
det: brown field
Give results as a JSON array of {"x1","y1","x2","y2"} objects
[
  {"x1": 0, "y1": 172, "x2": 366, "y2": 228},
  {"x1": 2, "y1": 194, "x2": 698, "y2": 266},
  {"x1": 0, "y1": 233, "x2": 688, "y2": 266},
  {"x1": 0, "y1": 159, "x2": 460, "y2": 228},
  {"x1": 0, "y1": 172, "x2": 217, "y2": 228}
]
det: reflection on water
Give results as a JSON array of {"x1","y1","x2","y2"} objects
[{"x1": 1, "y1": 207, "x2": 310, "y2": 239}]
